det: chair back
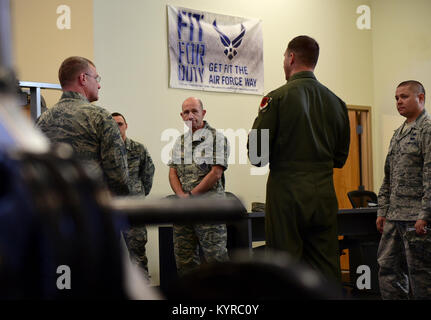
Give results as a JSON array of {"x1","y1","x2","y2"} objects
[{"x1": 347, "y1": 190, "x2": 377, "y2": 208}]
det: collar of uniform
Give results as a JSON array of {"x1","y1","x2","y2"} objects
[
  {"x1": 200, "y1": 121, "x2": 210, "y2": 131},
  {"x1": 60, "y1": 91, "x2": 90, "y2": 103},
  {"x1": 396, "y1": 109, "x2": 428, "y2": 139},
  {"x1": 184, "y1": 121, "x2": 211, "y2": 141},
  {"x1": 287, "y1": 71, "x2": 316, "y2": 83},
  {"x1": 411, "y1": 109, "x2": 428, "y2": 128}
]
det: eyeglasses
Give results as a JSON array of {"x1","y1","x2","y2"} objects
[{"x1": 85, "y1": 73, "x2": 101, "y2": 83}]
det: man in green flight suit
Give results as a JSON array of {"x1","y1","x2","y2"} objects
[{"x1": 248, "y1": 35, "x2": 350, "y2": 282}]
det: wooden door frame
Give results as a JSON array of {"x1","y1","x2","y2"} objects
[{"x1": 347, "y1": 105, "x2": 373, "y2": 191}]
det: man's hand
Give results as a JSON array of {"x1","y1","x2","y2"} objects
[
  {"x1": 189, "y1": 165, "x2": 224, "y2": 195},
  {"x1": 415, "y1": 219, "x2": 428, "y2": 235},
  {"x1": 169, "y1": 168, "x2": 189, "y2": 198},
  {"x1": 177, "y1": 192, "x2": 189, "y2": 199},
  {"x1": 376, "y1": 216, "x2": 386, "y2": 234}
]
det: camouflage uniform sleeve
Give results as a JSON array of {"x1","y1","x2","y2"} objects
[
  {"x1": 419, "y1": 124, "x2": 431, "y2": 221},
  {"x1": 248, "y1": 94, "x2": 278, "y2": 167},
  {"x1": 377, "y1": 136, "x2": 395, "y2": 218},
  {"x1": 98, "y1": 113, "x2": 130, "y2": 196},
  {"x1": 139, "y1": 144, "x2": 155, "y2": 196},
  {"x1": 35, "y1": 111, "x2": 49, "y2": 133},
  {"x1": 35, "y1": 112, "x2": 44, "y2": 127}
]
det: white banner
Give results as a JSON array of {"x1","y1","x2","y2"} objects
[{"x1": 168, "y1": 5, "x2": 264, "y2": 95}]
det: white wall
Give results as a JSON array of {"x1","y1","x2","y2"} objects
[
  {"x1": 93, "y1": 0, "x2": 374, "y2": 285},
  {"x1": 93, "y1": 0, "x2": 373, "y2": 204},
  {"x1": 371, "y1": 0, "x2": 431, "y2": 190}
]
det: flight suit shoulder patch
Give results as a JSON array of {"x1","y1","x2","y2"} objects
[{"x1": 258, "y1": 96, "x2": 272, "y2": 113}]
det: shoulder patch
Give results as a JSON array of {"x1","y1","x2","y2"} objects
[{"x1": 258, "y1": 96, "x2": 272, "y2": 113}]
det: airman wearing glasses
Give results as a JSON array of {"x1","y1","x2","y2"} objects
[{"x1": 36, "y1": 56, "x2": 130, "y2": 196}]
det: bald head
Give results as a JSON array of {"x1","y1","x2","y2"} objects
[
  {"x1": 181, "y1": 97, "x2": 206, "y2": 132},
  {"x1": 182, "y1": 97, "x2": 203, "y2": 110}
]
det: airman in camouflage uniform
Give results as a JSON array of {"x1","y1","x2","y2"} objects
[
  {"x1": 112, "y1": 112, "x2": 155, "y2": 277},
  {"x1": 377, "y1": 80, "x2": 431, "y2": 299},
  {"x1": 36, "y1": 57, "x2": 129, "y2": 196},
  {"x1": 168, "y1": 97, "x2": 229, "y2": 277}
]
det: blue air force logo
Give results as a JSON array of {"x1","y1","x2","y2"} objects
[{"x1": 212, "y1": 21, "x2": 246, "y2": 60}]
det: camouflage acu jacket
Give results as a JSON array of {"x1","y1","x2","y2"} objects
[
  {"x1": 169, "y1": 121, "x2": 229, "y2": 195},
  {"x1": 125, "y1": 138, "x2": 154, "y2": 197},
  {"x1": 378, "y1": 110, "x2": 431, "y2": 221},
  {"x1": 36, "y1": 91, "x2": 129, "y2": 196}
]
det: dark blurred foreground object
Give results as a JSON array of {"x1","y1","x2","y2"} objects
[
  {"x1": 0, "y1": 145, "x2": 127, "y2": 299},
  {"x1": 0, "y1": 0, "x2": 17, "y2": 96},
  {"x1": 3, "y1": 2, "x2": 126, "y2": 296},
  {"x1": 166, "y1": 249, "x2": 344, "y2": 300},
  {"x1": 0, "y1": 144, "x2": 248, "y2": 299},
  {"x1": 0, "y1": 0, "x2": 133, "y2": 299},
  {"x1": 112, "y1": 194, "x2": 247, "y2": 225}
]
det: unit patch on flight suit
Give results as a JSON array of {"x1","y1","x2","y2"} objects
[{"x1": 259, "y1": 96, "x2": 272, "y2": 113}]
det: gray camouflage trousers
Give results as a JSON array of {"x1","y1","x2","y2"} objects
[
  {"x1": 123, "y1": 226, "x2": 149, "y2": 278},
  {"x1": 173, "y1": 223, "x2": 229, "y2": 277},
  {"x1": 377, "y1": 220, "x2": 431, "y2": 299}
]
